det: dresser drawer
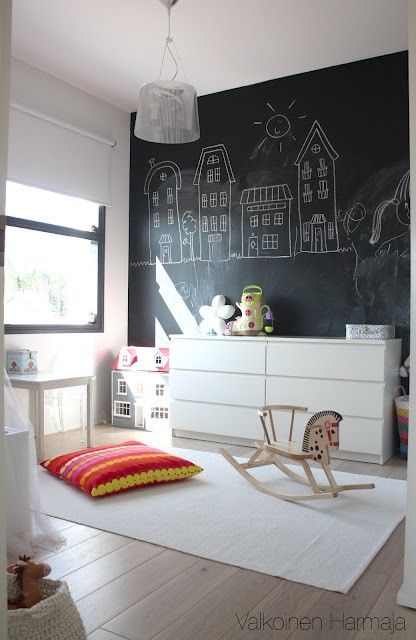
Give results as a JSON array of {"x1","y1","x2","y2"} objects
[
  {"x1": 170, "y1": 400, "x2": 259, "y2": 439},
  {"x1": 171, "y1": 338, "x2": 266, "y2": 374},
  {"x1": 266, "y1": 341, "x2": 385, "y2": 381},
  {"x1": 269, "y1": 409, "x2": 383, "y2": 455},
  {"x1": 170, "y1": 370, "x2": 264, "y2": 407},
  {"x1": 266, "y1": 376, "x2": 384, "y2": 419}
]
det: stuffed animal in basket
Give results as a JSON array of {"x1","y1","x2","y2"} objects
[{"x1": 7, "y1": 555, "x2": 51, "y2": 609}]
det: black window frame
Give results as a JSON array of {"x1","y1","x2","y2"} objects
[{"x1": 5, "y1": 204, "x2": 105, "y2": 334}]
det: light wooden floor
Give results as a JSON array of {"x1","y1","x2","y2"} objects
[{"x1": 24, "y1": 425, "x2": 415, "y2": 639}]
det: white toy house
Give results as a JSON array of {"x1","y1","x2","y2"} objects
[{"x1": 111, "y1": 346, "x2": 170, "y2": 430}]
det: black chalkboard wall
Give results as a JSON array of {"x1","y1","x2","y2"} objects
[{"x1": 129, "y1": 52, "x2": 410, "y2": 355}]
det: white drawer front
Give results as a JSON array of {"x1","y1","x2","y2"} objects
[
  {"x1": 267, "y1": 342, "x2": 385, "y2": 381},
  {"x1": 266, "y1": 377, "x2": 384, "y2": 419},
  {"x1": 170, "y1": 370, "x2": 264, "y2": 407},
  {"x1": 170, "y1": 400, "x2": 259, "y2": 439},
  {"x1": 170, "y1": 338, "x2": 266, "y2": 374},
  {"x1": 269, "y1": 410, "x2": 382, "y2": 455}
]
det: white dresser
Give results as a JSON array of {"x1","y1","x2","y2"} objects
[{"x1": 170, "y1": 335, "x2": 402, "y2": 464}]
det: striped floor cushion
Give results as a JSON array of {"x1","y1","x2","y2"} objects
[{"x1": 40, "y1": 441, "x2": 203, "y2": 497}]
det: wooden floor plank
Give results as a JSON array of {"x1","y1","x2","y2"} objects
[
  {"x1": 48, "y1": 531, "x2": 130, "y2": 580},
  {"x1": 36, "y1": 522, "x2": 102, "y2": 554},
  {"x1": 76, "y1": 549, "x2": 199, "y2": 634},
  {"x1": 365, "y1": 519, "x2": 405, "y2": 576},
  {"x1": 65, "y1": 540, "x2": 164, "y2": 602},
  {"x1": 355, "y1": 562, "x2": 416, "y2": 639},
  {"x1": 88, "y1": 630, "x2": 128, "y2": 640},
  {"x1": 288, "y1": 570, "x2": 389, "y2": 639},
  {"x1": 387, "y1": 465, "x2": 407, "y2": 480},
  {"x1": 104, "y1": 559, "x2": 238, "y2": 640},
  {"x1": 222, "y1": 580, "x2": 323, "y2": 640},
  {"x1": 150, "y1": 570, "x2": 279, "y2": 640}
]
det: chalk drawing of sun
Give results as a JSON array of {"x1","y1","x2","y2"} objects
[{"x1": 252, "y1": 99, "x2": 307, "y2": 158}]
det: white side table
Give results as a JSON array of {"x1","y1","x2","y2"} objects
[{"x1": 9, "y1": 372, "x2": 95, "y2": 461}]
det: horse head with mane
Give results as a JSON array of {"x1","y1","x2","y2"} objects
[{"x1": 302, "y1": 410, "x2": 343, "y2": 465}]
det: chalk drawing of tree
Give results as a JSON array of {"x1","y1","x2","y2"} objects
[{"x1": 182, "y1": 211, "x2": 197, "y2": 261}]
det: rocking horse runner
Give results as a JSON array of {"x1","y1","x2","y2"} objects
[{"x1": 220, "y1": 405, "x2": 375, "y2": 502}]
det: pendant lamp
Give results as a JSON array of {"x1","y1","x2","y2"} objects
[{"x1": 134, "y1": 0, "x2": 200, "y2": 144}]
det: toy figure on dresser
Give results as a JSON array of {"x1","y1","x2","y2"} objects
[
  {"x1": 234, "y1": 285, "x2": 271, "y2": 336},
  {"x1": 198, "y1": 295, "x2": 235, "y2": 335}
]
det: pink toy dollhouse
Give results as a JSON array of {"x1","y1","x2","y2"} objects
[{"x1": 111, "y1": 347, "x2": 170, "y2": 430}]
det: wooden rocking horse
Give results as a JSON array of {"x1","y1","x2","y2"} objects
[{"x1": 220, "y1": 405, "x2": 375, "y2": 502}]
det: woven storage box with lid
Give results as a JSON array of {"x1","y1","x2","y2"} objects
[
  {"x1": 394, "y1": 393, "x2": 409, "y2": 459},
  {"x1": 7, "y1": 573, "x2": 86, "y2": 640}
]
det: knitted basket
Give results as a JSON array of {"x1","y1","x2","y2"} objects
[
  {"x1": 7, "y1": 574, "x2": 87, "y2": 640},
  {"x1": 394, "y1": 393, "x2": 409, "y2": 459}
]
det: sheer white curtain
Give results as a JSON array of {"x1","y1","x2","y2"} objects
[{"x1": 4, "y1": 371, "x2": 65, "y2": 556}]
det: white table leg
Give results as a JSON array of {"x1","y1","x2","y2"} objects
[
  {"x1": 36, "y1": 385, "x2": 45, "y2": 461},
  {"x1": 86, "y1": 379, "x2": 93, "y2": 448}
]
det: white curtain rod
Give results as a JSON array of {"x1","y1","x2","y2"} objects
[{"x1": 10, "y1": 102, "x2": 117, "y2": 148}]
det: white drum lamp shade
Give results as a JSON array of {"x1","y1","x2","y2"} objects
[{"x1": 134, "y1": 79, "x2": 200, "y2": 144}]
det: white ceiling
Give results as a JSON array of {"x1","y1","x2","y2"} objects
[{"x1": 11, "y1": 0, "x2": 408, "y2": 112}]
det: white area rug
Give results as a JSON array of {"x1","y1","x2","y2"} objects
[{"x1": 38, "y1": 448, "x2": 406, "y2": 593}]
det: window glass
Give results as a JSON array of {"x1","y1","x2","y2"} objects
[{"x1": 5, "y1": 226, "x2": 98, "y2": 326}]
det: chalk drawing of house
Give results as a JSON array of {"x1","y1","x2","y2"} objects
[
  {"x1": 240, "y1": 184, "x2": 293, "y2": 258},
  {"x1": 144, "y1": 158, "x2": 182, "y2": 264},
  {"x1": 295, "y1": 121, "x2": 339, "y2": 253},
  {"x1": 193, "y1": 144, "x2": 236, "y2": 262}
]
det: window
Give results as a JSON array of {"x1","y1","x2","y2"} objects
[
  {"x1": 210, "y1": 216, "x2": 218, "y2": 231},
  {"x1": 210, "y1": 193, "x2": 217, "y2": 207},
  {"x1": 151, "y1": 407, "x2": 169, "y2": 420},
  {"x1": 303, "y1": 184, "x2": 312, "y2": 203},
  {"x1": 214, "y1": 167, "x2": 221, "y2": 182},
  {"x1": 207, "y1": 155, "x2": 219, "y2": 164},
  {"x1": 220, "y1": 192, "x2": 227, "y2": 207},
  {"x1": 156, "y1": 383, "x2": 164, "y2": 397},
  {"x1": 135, "y1": 382, "x2": 144, "y2": 397},
  {"x1": 202, "y1": 216, "x2": 208, "y2": 232},
  {"x1": 250, "y1": 215, "x2": 258, "y2": 228},
  {"x1": 311, "y1": 143, "x2": 321, "y2": 154},
  {"x1": 5, "y1": 181, "x2": 105, "y2": 333},
  {"x1": 207, "y1": 169, "x2": 214, "y2": 183},
  {"x1": 114, "y1": 401, "x2": 131, "y2": 417},
  {"x1": 220, "y1": 215, "x2": 227, "y2": 232},
  {"x1": 160, "y1": 172, "x2": 167, "y2": 181},
  {"x1": 155, "y1": 354, "x2": 162, "y2": 366},
  {"x1": 328, "y1": 221, "x2": 335, "y2": 239},
  {"x1": 274, "y1": 212, "x2": 284, "y2": 225},
  {"x1": 202, "y1": 194, "x2": 208, "y2": 208},
  {"x1": 122, "y1": 352, "x2": 129, "y2": 365},
  {"x1": 153, "y1": 212, "x2": 160, "y2": 228},
  {"x1": 302, "y1": 161, "x2": 312, "y2": 180},
  {"x1": 168, "y1": 209, "x2": 174, "y2": 224},
  {"x1": 117, "y1": 379, "x2": 127, "y2": 395},
  {"x1": 303, "y1": 222, "x2": 310, "y2": 241},
  {"x1": 318, "y1": 180, "x2": 329, "y2": 199},
  {"x1": 317, "y1": 158, "x2": 328, "y2": 177},
  {"x1": 262, "y1": 234, "x2": 278, "y2": 250},
  {"x1": 262, "y1": 213, "x2": 271, "y2": 226},
  {"x1": 167, "y1": 187, "x2": 173, "y2": 204},
  {"x1": 152, "y1": 191, "x2": 159, "y2": 206}
]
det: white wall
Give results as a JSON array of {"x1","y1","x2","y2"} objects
[
  {"x1": 398, "y1": 0, "x2": 416, "y2": 609},
  {"x1": 5, "y1": 59, "x2": 130, "y2": 426},
  {"x1": 0, "y1": 2, "x2": 11, "y2": 634}
]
